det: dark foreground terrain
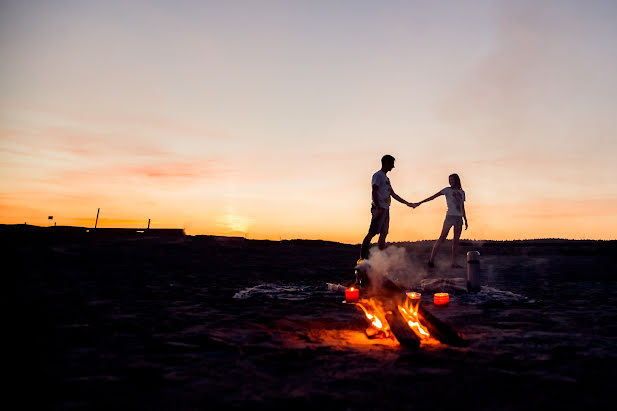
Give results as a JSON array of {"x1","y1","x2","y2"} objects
[{"x1": 6, "y1": 225, "x2": 617, "y2": 409}]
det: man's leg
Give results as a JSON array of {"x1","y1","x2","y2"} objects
[
  {"x1": 361, "y1": 207, "x2": 387, "y2": 259},
  {"x1": 378, "y1": 233, "x2": 387, "y2": 250},
  {"x1": 360, "y1": 232, "x2": 376, "y2": 259},
  {"x1": 377, "y1": 209, "x2": 390, "y2": 250}
]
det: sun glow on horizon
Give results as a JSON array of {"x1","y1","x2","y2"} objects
[{"x1": 217, "y1": 206, "x2": 251, "y2": 236}]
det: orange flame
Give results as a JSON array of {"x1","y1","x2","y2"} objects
[
  {"x1": 355, "y1": 298, "x2": 393, "y2": 339},
  {"x1": 355, "y1": 295, "x2": 437, "y2": 346},
  {"x1": 397, "y1": 296, "x2": 431, "y2": 340}
]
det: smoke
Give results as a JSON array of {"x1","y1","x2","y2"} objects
[{"x1": 366, "y1": 245, "x2": 428, "y2": 290}]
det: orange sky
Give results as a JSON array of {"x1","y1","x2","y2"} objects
[{"x1": 1, "y1": 1, "x2": 617, "y2": 242}]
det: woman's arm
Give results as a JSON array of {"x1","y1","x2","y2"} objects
[
  {"x1": 417, "y1": 192, "x2": 443, "y2": 206},
  {"x1": 461, "y1": 202, "x2": 468, "y2": 230}
]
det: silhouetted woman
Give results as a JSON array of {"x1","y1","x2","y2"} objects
[{"x1": 416, "y1": 174, "x2": 468, "y2": 268}]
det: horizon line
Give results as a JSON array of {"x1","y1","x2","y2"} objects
[{"x1": 2, "y1": 223, "x2": 616, "y2": 244}]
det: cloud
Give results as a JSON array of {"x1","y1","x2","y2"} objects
[
  {"x1": 31, "y1": 157, "x2": 237, "y2": 194},
  {"x1": 0, "y1": 125, "x2": 169, "y2": 159},
  {"x1": 0, "y1": 101, "x2": 231, "y2": 141},
  {"x1": 124, "y1": 159, "x2": 234, "y2": 180}
]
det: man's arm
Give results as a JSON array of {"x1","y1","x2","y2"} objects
[{"x1": 389, "y1": 187, "x2": 411, "y2": 206}]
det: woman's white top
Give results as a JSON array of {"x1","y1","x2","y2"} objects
[{"x1": 440, "y1": 187, "x2": 465, "y2": 216}]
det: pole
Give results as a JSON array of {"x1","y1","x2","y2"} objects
[
  {"x1": 95, "y1": 208, "x2": 100, "y2": 229},
  {"x1": 147, "y1": 218, "x2": 151, "y2": 229}
]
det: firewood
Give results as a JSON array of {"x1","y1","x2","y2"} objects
[
  {"x1": 385, "y1": 311, "x2": 421, "y2": 348},
  {"x1": 417, "y1": 304, "x2": 466, "y2": 347},
  {"x1": 364, "y1": 327, "x2": 381, "y2": 339},
  {"x1": 375, "y1": 277, "x2": 466, "y2": 347}
]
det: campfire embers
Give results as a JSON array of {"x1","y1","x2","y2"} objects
[
  {"x1": 355, "y1": 298, "x2": 393, "y2": 339},
  {"x1": 352, "y1": 277, "x2": 465, "y2": 347},
  {"x1": 355, "y1": 294, "x2": 437, "y2": 346}
]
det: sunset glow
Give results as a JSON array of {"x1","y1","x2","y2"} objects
[{"x1": 1, "y1": 1, "x2": 616, "y2": 241}]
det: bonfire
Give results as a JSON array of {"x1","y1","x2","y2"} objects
[
  {"x1": 355, "y1": 294, "x2": 438, "y2": 346},
  {"x1": 352, "y1": 264, "x2": 464, "y2": 347}
]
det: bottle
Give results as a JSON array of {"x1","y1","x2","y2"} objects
[{"x1": 466, "y1": 251, "x2": 481, "y2": 292}]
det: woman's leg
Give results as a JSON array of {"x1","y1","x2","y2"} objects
[
  {"x1": 451, "y1": 223, "x2": 462, "y2": 267},
  {"x1": 429, "y1": 220, "x2": 452, "y2": 264}
]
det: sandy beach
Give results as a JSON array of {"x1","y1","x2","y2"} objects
[{"x1": 7, "y1": 225, "x2": 617, "y2": 409}]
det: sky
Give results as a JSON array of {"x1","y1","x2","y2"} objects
[{"x1": 1, "y1": 0, "x2": 616, "y2": 243}]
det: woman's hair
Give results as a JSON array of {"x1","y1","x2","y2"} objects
[{"x1": 449, "y1": 173, "x2": 462, "y2": 190}]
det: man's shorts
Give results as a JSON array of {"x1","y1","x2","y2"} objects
[
  {"x1": 444, "y1": 215, "x2": 463, "y2": 230},
  {"x1": 368, "y1": 206, "x2": 390, "y2": 235}
]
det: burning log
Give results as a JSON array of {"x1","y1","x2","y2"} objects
[
  {"x1": 385, "y1": 310, "x2": 421, "y2": 348},
  {"x1": 417, "y1": 303, "x2": 465, "y2": 347},
  {"x1": 355, "y1": 298, "x2": 393, "y2": 339},
  {"x1": 356, "y1": 296, "x2": 424, "y2": 347},
  {"x1": 364, "y1": 326, "x2": 381, "y2": 339},
  {"x1": 390, "y1": 278, "x2": 465, "y2": 347},
  {"x1": 357, "y1": 274, "x2": 465, "y2": 347}
]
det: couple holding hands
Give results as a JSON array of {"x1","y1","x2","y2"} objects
[{"x1": 360, "y1": 154, "x2": 468, "y2": 268}]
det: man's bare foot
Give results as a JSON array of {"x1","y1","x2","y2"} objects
[{"x1": 451, "y1": 263, "x2": 463, "y2": 268}]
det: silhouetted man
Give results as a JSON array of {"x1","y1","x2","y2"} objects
[{"x1": 360, "y1": 155, "x2": 414, "y2": 260}]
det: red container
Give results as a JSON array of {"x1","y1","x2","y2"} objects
[
  {"x1": 434, "y1": 293, "x2": 450, "y2": 305},
  {"x1": 345, "y1": 287, "x2": 359, "y2": 303}
]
